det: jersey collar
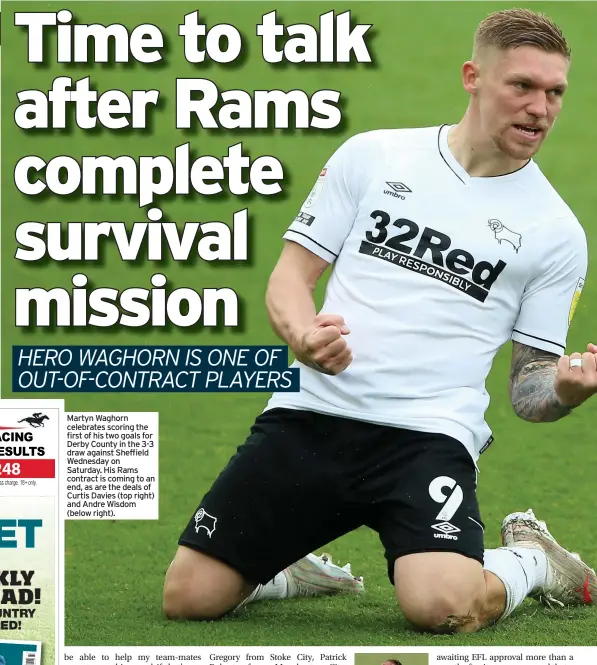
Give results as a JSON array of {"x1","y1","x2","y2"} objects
[{"x1": 437, "y1": 124, "x2": 535, "y2": 185}]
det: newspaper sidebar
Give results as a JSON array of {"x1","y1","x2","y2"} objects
[{"x1": 0, "y1": 399, "x2": 63, "y2": 665}]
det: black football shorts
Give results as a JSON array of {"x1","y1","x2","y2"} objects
[{"x1": 178, "y1": 408, "x2": 484, "y2": 584}]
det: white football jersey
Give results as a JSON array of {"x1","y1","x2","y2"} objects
[{"x1": 265, "y1": 125, "x2": 588, "y2": 462}]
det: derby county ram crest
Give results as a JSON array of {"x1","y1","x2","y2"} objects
[
  {"x1": 194, "y1": 508, "x2": 217, "y2": 537},
  {"x1": 488, "y1": 219, "x2": 522, "y2": 253}
]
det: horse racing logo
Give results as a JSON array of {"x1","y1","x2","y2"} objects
[{"x1": 18, "y1": 413, "x2": 50, "y2": 428}]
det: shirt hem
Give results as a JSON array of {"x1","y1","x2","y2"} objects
[{"x1": 263, "y1": 397, "x2": 479, "y2": 464}]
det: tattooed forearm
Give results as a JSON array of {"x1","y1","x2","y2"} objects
[{"x1": 509, "y1": 342, "x2": 571, "y2": 423}]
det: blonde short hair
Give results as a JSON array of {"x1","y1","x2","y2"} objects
[{"x1": 473, "y1": 9, "x2": 570, "y2": 60}]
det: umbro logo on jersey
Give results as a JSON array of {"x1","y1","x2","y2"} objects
[
  {"x1": 384, "y1": 182, "x2": 412, "y2": 200},
  {"x1": 386, "y1": 181, "x2": 411, "y2": 193}
]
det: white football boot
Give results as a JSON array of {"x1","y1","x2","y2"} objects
[
  {"x1": 283, "y1": 553, "x2": 364, "y2": 597},
  {"x1": 501, "y1": 508, "x2": 597, "y2": 608}
]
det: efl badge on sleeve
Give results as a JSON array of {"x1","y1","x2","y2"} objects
[
  {"x1": 569, "y1": 277, "x2": 585, "y2": 326},
  {"x1": 303, "y1": 167, "x2": 328, "y2": 208}
]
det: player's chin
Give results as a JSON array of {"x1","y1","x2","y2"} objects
[{"x1": 503, "y1": 137, "x2": 542, "y2": 161}]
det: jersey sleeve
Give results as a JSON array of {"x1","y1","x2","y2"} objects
[
  {"x1": 511, "y1": 219, "x2": 588, "y2": 355},
  {"x1": 282, "y1": 133, "x2": 371, "y2": 263}
]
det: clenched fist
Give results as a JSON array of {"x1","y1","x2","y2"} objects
[
  {"x1": 294, "y1": 313, "x2": 353, "y2": 375},
  {"x1": 555, "y1": 343, "x2": 597, "y2": 408}
]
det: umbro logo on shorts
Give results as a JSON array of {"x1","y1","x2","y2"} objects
[{"x1": 432, "y1": 521, "x2": 461, "y2": 540}]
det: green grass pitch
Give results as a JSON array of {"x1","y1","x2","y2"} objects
[{"x1": 2, "y1": 0, "x2": 597, "y2": 648}]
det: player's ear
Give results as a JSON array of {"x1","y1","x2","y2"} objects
[{"x1": 462, "y1": 60, "x2": 479, "y2": 94}]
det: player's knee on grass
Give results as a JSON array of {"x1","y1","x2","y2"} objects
[
  {"x1": 163, "y1": 546, "x2": 255, "y2": 620},
  {"x1": 400, "y1": 587, "x2": 484, "y2": 633},
  {"x1": 394, "y1": 552, "x2": 491, "y2": 633}
]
